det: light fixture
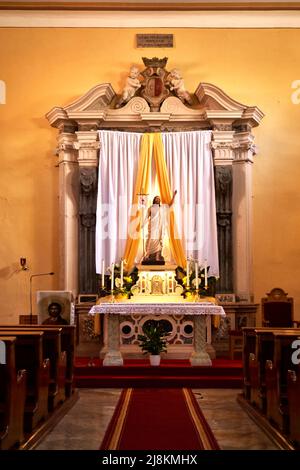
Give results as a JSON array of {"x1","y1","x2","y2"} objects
[{"x1": 20, "y1": 257, "x2": 29, "y2": 270}]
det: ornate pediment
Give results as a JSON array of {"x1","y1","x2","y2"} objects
[{"x1": 46, "y1": 60, "x2": 264, "y2": 131}]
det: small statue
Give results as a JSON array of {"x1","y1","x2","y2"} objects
[
  {"x1": 167, "y1": 68, "x2": 193, "y2": 105},
  {"x1": 116, "y1": 66, "x2": 141, "y2": 108}
]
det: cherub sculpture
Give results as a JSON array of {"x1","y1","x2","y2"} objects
[
  {"x1": 167, "y1": 68, "x2": 193, "y2": 105},
  {"x1": 116, "y1": 66, "x2": 141, "y2": 108}
]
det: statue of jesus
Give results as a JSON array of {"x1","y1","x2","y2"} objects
[{"x1": 142, "y1": 190, "x2": 177, "y2": 265}]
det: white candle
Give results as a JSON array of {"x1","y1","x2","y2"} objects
[
  {"x1": 195, "y1": 261, "x2": 199, "y2": 289},
  {"x1": 101, "y1": 259, "x2": 105, "y2": 288},
  {"x1": 140, "y1": 275, "x2": 143, "y2": 294},
  {"x1": 204, "y1": 259, "x2": 208, "y2": 288},
  {"x1": 111, "y1": 263, "x2": 115, "y2": 292},
  {"x1": 186, "y1": 259, "x2": 190, "y2": 288},
  {"x1": 165, "y1": 273, "x2": 169, "y2": 294},
  {"x1": 120, "y1": 259, "x2": 124, "y2": 289}
]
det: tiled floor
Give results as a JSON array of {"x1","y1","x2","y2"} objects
[
  {"x1": 36, "y1": 389, "x2": 122, "y2": 450},
  {"x1": 36, "y1": 388, "x2": 278, "y2": 450},
  {"x1": 193, "y1": 389, "x2": 278, "y2": 450}
]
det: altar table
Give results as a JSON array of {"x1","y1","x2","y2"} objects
[{"x1": 89, "y1": 302, "x2": 225, "y2": 367}]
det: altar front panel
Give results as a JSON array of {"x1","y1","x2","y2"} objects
[{"x1": 90, "y1": 302, "x2": 224, "y2": 360}]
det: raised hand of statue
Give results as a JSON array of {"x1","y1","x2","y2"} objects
[{"x1": 170, "y1": 190, "x2": 177, "y2": 206}]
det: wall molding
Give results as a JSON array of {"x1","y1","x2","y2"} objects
[
  {"x1": 2, "y1": 2, "x2": 300, "y2": 12},
  {"x1": 2, "y1": 9, "x2": 300, "y2": 27}
]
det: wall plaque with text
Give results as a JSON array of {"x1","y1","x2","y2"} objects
[{"x1": 137, "y1": 34, "x2": 173, "y2": 48}]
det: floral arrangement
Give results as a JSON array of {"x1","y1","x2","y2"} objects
[
  {"x1": 100, "y1": 265, "x2": 139, "y2": 298},
  {"x1": 175, "y1": 265, "x2": 218, "y2": 298}
]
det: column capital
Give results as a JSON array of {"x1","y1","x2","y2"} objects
[
  {"x1": 211, "y1": 130, "x2": 236, "y2": 165},
  {"x1": 74, "y1": 131, "x2": 100, "y2": 167},
  {"x1": 56, "y1": 132, "x2": 77, "y2": 164},
  {"x1": 233, "y1": 131, "x2": 257, "y2": 164}
]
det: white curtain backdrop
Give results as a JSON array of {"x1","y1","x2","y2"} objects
[
  {"x1": 95, "y1": 130, "x2": 142, "y2": 273},
  {"x1": 162, "y1": 130, "x2": 219, "y2": 276},
  {"x1": 96, "y1": 130, "x2": 219, "y2": 277}
]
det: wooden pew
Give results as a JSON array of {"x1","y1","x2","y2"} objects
[
  {"x1": 265, "y1": 330, "x2": 300, "y2": 433},
  {"x1": 0, "y1": 337, "x2": 27, "y2": 450},
  {"x1": 2, "y1": 324, "x2": 76, "y2": 398},
  {"x1": 287, "y1": 366, "x2": 300, "y2": 446},
  {"x1": 0, "y1": 331, "x2": 49, "y2": 433},
  {"x1": 0, "y1": 327, "x2": 66, "y2": 411},
  {"x1": 242, "y1": 328, "x2": 257, "y2": 400}
]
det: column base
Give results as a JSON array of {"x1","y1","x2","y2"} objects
[
  {"x1": 189, "y1": 351, "x2": 212, "y2": 367},
  {"x1": 102, "y1": 351, "x2": 124, "y2": 366}
]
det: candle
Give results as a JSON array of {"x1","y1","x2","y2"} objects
[
  {"x1": 120, "y1": 259, "x2": 124, "y2": 289},
  {"x1": 111, "y1": 263, "x2": 115, "y2": 292},
  {"x1": 186, "y1": 258, "x2": 190, "y2": 288},
  {"x1": 204, "y1": 259, "x2": 208, "y2": 288},
  {"x1": 195, "y1": 261, "x2": 199, "y2": 289},
  {"x1": 140, "y1": 275, "x2": 143, "y2": 294},
  {"x1": 101, "y1": 259, "x2": 105, "y2": 288}
]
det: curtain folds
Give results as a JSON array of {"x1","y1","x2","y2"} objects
[
  {"x1": 152, "y1": 134, "x2": 186, "y2": 269},
  {"x1": 162, "y1": 131, "x2": 219, "y2": 276},
  {"x1": 123, "y1": 133, "x2": 153, "y2": 270},
  {"x1": 96, "y1": 130, "x2": 219, "y2": 278},
  {"x1": 95, "y1": 130, "x2": 142, "y2": 273}
]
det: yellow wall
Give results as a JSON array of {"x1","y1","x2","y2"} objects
[{"x1": 1, "y1": 28, "x2": 300, "y2": 322}]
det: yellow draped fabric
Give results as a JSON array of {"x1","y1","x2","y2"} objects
[
  {"x1": 123, "y1": 133, "x2": 186, "y2": 271},
  {"x1": 152, "y1": 134, "x2": 186, "y2": 269},
  {"x1": 123, "y1": 133, "x2": 153, "y2": 270}
]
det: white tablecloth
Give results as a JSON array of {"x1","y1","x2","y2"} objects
[{"x1": 89, "y1": 302, "x2": 225, "y2": 316}]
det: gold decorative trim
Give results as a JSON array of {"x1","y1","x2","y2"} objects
[
  {"x1": 1, "y1": 2, "x2": 300, "y2": 12},
  {"x1": 108, "y1": 388, "x2": 132, "y2": 450},
  {"x1": 183, "y1": 387, "x2": 215, "y2": 450}
]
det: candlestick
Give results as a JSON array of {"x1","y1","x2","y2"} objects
[
  {"x1": 111, "y1": 263, "x2": 115, "y2": 293},
  {"x1": 101, "y1": 259, "x2": 105, "y2": 288},
  {"x1": 204, "y1": 259, "x2": 208, "y2": 288},
  {"x1": 186, "y1": 258, "x2": 190, "y2": 288},
  {"x1": 120, "y1": 259, "x2": 124, "y2": 289},
  {"x1": 195, "y1": 261, "x2": 199, "y2": 289}
]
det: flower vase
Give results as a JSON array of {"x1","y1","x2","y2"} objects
[{"x1": 149, "y1": 355, "x2": 161, "y2": 366}]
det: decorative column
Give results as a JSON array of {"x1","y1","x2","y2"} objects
[
  {"x1": 74, "y1": 131, "x2": 100, "y2": 294},
  {"x1": 190, "y1": 315, "x2": 212, "y2": 366},
  {"x1": 211, "y1": 129, "x2": 235, "y2": 293},
  {"x1": 232, "y1": 129, "x2": 257, "y2": 302},
  {"x1": 57, "y1": 132, "x2": 78, "y2": 296},
  {"x1": 103, "y1": 314, "x2": 124, "y2": 366}
]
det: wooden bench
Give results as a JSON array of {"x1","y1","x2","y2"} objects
[
  {"x1": 2, "y1": 324, "x2": 75, "y2": 396},
  {"x1": 242, "y1": 327, "x2": 257, "y2": 400},
  {"x1": 265, "y1": 330, "x2": 300, "y2": 433},
  {"x1": 0, "y1": 327, "x2": 67, "y2": 411},
  {"x1": 0, "y1": 336, "x2": 27, "y2": 450},
  {"x1": 243, "y1": 327, "x2": 299, "y2": 413},
  {"x1": 287, "y1": 366, "x2": 300, "y2": 446},
  {"x1": 8, "y1": 324, "x2": 76, "y2": 397},
  {"x1": 0, "y1": 331, "x2": 50, "y2": 433}
]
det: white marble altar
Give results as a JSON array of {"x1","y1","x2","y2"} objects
[{"x1": 89, "y1": 302, "x2": 225, "y2": 367}]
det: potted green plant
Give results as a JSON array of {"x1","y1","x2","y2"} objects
[{"x1": 137, "y1": 324, "x2": 169, "y2": 366}]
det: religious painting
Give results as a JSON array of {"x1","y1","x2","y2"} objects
[{"x1": 37, "y1": 290, "x2": 74, "y2": 325}]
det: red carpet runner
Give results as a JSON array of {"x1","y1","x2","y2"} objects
[{"x1": 100, "y1": 388, "x2": 220, "y2": 450}]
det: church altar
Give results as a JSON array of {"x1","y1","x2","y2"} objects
[{"x1": 89, "y1": 302, "x2": 225, "y2": 367}]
